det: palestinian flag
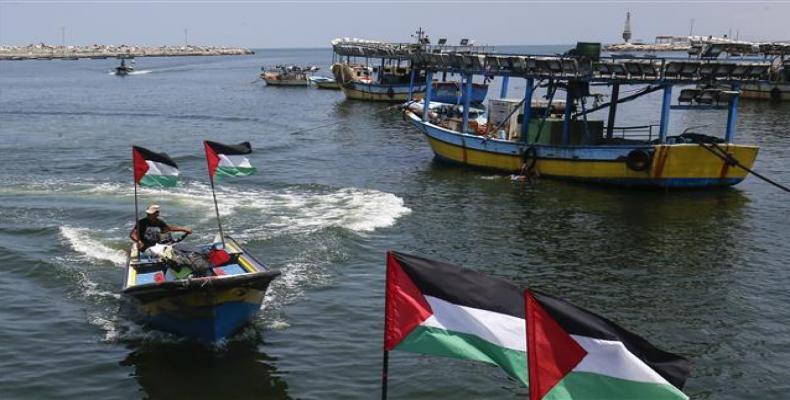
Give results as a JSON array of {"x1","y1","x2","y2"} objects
[
  {"x1": 385, "y1": 251, "x2": 528, "y2": 386},
  {"x1": 204, "y1": 141, "x2": 256, "y2": 179},
  {"x1": 525, "y1": 290, "x2": 692, "y2": 400},
  {"x1": 132, "y1": 145, "x2": 179, "y2": 187}
]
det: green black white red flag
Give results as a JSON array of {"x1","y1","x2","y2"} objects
[
  {"x1": 203, "y1": 141, "x2": 255, "y2": 179},
  {"x1": 384, "y1": 251, "x2": 528, "y2": 386},
  {"x1": 132, "y1": 145, "x2": 179, "y2": 187},
  {"x1": 525, "y1": 289, "x2": 692, "y2": 400}
]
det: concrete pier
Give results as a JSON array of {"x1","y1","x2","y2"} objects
[{"x1": 0, "y1": 43, "x2": 254, "y2": 60}]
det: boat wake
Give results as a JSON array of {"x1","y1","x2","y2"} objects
[
  {"x1": 59, "y1": 226, "x2": 127, "y2": 267},
  {"x1": 86, "y1": 181, "x2": 412, "y2": 236}
]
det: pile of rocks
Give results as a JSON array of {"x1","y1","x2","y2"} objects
[{"x1": 0, "y1": 43, "x2": 254, "y2": 60}]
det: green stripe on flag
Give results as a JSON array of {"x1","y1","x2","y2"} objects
[
  {"x1": 139, "y1": 175, "x2": 178, "y2": 188},
  {"x1": 216, "y1": 166, "x2": 256, "y2": 178},
  {"x1": 544, "y1": 371, "x2": 689, "y2": 400},
  {"x1": 395, "y1": 325, "x2": 528, "y2": 386}
]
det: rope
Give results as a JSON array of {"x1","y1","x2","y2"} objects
[
  {"x1": 699, "y1": 143, "x2": 790, "y2": 193},
  {"x1": 285, "y1": 101, "x2": 414, "y2": 136}
]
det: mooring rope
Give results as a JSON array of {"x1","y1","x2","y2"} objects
[
  {"x1": 284, "y1": 101, "x2": 417, "y2": 136},
  {"x1": 699, "y1": 142, "x2": 790, "y2": 193}
]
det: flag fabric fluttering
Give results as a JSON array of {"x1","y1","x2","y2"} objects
[
  {"x1": 384, "y1": 251, "x2": 529, "y2": 386},
  {"x1": 132, "y1": 145, "x2": 179, "y2": 187},
  {"x1": 203, "y1": 141, "x2": 255, "y2": 179},
  {"x1": 525, "y1": 289, "x2": 692, "y2": 400}
]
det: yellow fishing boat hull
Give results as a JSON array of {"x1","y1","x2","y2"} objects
[{"x1": 412, "y1": 113, "x2": 759, "y2": 188}]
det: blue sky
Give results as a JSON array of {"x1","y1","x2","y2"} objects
[{"x1": 1, "y1": 1, "x2": 788, "y2": 48}]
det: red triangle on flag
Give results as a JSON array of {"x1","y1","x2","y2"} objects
[
  {"x1": 132, "y1": 147, "x2": 150, "y2": 184},
  {"x1": 526, "y1": 290, "x2": 588, "y2": 400},
  {"x1": 384, "y1": 251, "x2": 433, "y2": 351}
]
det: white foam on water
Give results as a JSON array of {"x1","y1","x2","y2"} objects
[
  {"x1": 60, "y1": 226, "x2": 127, "y2": 267},
  {"x1": 85, "y1": 181, "x2": 412, "y2": 235},
  {"x1": 75, "y1": 270, "x2": 121, "y2": 300}
]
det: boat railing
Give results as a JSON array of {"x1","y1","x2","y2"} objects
[{"x1": 604, "y1": 124, "x2": 659, "y2": 142}]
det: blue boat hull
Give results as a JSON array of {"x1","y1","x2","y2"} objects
[{"x1": 143, "y1": 299, "x2": 263, "y2": 343}]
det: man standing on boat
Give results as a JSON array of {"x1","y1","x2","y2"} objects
[{"x1": 130, "y1": 204, "x2": 192, "y2": 251}]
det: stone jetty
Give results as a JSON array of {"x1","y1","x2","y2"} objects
[{"x1": 0, "y1": 43, "x2": 254, "y2": 60}]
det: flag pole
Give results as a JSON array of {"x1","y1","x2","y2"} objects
[
  {"x1": 208, "y1": 174, "x2": 226, "y2": 248},
  {"x1": 381, "y1": 251, "x2": 392, "y2": 400},
  {"x1": 381, "y1": 350, "x2": 389, "y2": 400},
  {"x1": 132, "y1": 147, "x2": 140, "y2": 261}
]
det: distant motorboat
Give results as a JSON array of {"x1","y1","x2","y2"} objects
[
  {"x1": 308, "y1": 75, "x2": 340, "y2": 90},
  {"x1": 113, "y1": 57, "x2": 134, "y2": 76}
]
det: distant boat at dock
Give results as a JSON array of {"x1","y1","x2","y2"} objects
[
  {"x1": 260, "y1": 65, "x2": 318, "y2": 86},
  {"x1": 330, "y1": 30, "x2": 494, "y2": 103}
]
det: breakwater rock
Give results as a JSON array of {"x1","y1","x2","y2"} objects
[{"x1": 0, "y1": 43, "x2": 254, "y2": 60}]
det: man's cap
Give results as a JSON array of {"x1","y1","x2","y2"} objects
[{"x1": 145, "y1": 204, "x2": 160, "y2": 214}]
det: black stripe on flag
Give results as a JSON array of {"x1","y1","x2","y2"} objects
[
  {"x1": 390, "y1": 252, "x2": 524, "y2": 318},
  {"x1": 531, "y1": 290, "x2": 692, "y2": 390},
  {"x1": 205, "y1": 141, "x2": 252, "y2": 155},
  {"x1": 132, "y1": 146, "x2": 178, "y2": 168}
]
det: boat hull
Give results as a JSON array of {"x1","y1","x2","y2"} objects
[
  {"x1": 263, "y1": 78, "x2": 309, "y2": 86},
  {"x1": 409, "y1": 113, "x2": 759, "y2": 188},
  {"x1": 340, "y1": 82, "x2": 425, "y2": 102},
  {"x1": 130, "y1": 285, "x2": 268, "y2": 343},
  {"x1": 740, "y1": 82, "x2": 790, "y2": 101},
  {"x1": 122, "y1": 237, "x2": 279, "y2": 342},
  {"x1": 315, "y1": 81, "x2": 340, "y2": 90}
]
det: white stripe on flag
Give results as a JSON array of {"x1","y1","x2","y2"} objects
[
  {"x1": 145, "y1": 160, "x2": 179, "y2": 176},
  {"x1": 218, "y1": 154, "x2": 252, "y2": 168},
  {"x1": 571, "y1": 335, "x2": 675, "y2": 385},
  {"x1": 421, "y1": 295, "x2": 526, "y2": 352}
]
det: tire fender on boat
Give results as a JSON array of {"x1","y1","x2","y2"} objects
[
  {"x1": 625, "y1": 149, "x2": 653, "y2": 172},
  {"x1": 770, "y1": 87, "x2": 782, "y2": 101}
]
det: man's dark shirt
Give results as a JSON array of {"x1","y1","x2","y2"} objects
[{"x1": 136, "y1": 217, "x2": 168, "y2": 249}]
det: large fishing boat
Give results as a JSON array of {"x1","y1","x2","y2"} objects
[
  {"x1": 123, "y1": 234, "x2": 279, "y2": 343},
  {"x1": 403, "y1": 42, "x2": 771, "y2": 188},
  {"x1": 741, "y1": 44, "x2": 789, "y2": 101},
  {"x1": 260, "y1": 65, "x2": 319, "y2": 86},
  {"x1": 331, "y1": 31, "x2": 494, "y2": 103}
]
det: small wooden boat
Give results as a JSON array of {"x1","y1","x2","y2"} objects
[
  {"x1": 122, "y1": 235, "x2": 279, "y2": 342},
  {"x1": 260, "y1": 65, "x2": 317, "y2": 86},
  {"x1": 113, "y1": 57, "x2": 134, "y2": 76},
  {"x1": 309, "y1": 75, "x2": 340, "y2": 90}
]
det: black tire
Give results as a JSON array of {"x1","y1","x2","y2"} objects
[
  {"x1": 770, "y1": 87, "x2": 782, "y2": 101},
  {"x1": 625, "y1": 149, "x2": 652, "y2": 172}
]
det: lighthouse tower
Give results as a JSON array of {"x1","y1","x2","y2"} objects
[{"x1": 622, "y1": 12, "x2": 632, "y2": 43}]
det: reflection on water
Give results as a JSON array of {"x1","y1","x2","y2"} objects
[{"x1": 121, "y1": 340, "x2": 291, "y2": 400}]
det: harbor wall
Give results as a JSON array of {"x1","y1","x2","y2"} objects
[{"x1": 0, "y1": 44, "x2": 254, "y2": 60}]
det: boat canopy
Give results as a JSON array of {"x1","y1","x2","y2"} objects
[
  {"x1": 331, "y1": 37, "x2": 495, "y2": 60},
  {"x1": 407, "y1": 52, "x2": 772, "y2": 85}
]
